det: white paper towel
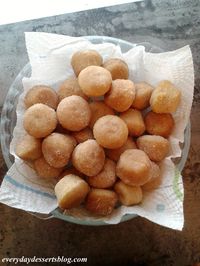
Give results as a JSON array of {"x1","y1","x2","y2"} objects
[{"x1": 0, "y1": 32, "x2": 194, "y2": 229}]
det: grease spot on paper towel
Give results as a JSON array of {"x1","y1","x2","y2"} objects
[{"x1": 156, "y1": 204, "x2": 165, "y2": 212}]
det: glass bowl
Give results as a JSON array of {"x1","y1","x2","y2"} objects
[{"x1": 0, "y1": 36, "x2": 191, "y2": 225}]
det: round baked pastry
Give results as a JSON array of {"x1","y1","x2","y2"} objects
[
  {"x1": 93, "y1": 115, "x2": 128, "y2": 149},
  {"x1": 106, "y1": 137, "x2": 136, "y2": 162},
  {"x1": 86, "y1": 188, "x2": 118, "y2": 216},
  {"x1": 78, "y1": 66, "x2": 112, "y2": 97},
  {"x1": 42, "y1": 133, "x2": 76, "y2": 168},
  {"x1": 15, "y1": 135, "x2": 42, "y2": 160},
  {"x1": 72, "y1": 127, "x2": 93, "y2": 143},
  {"x1": 103, "y1": 58, "x2": 129, "y2": 80},
  {"x1": 137, "y1": 135, "x2": 170, "y2": 162},
  {"x1": 57, "y1": 95, "x2": 91, "y2": 131},
  {"x1": 119, "y1": 108, "x2": 145, "y2": 137},
  {"x1": 24, "y1": 85, "x2": 58, "y2": 109},
  {"x1": 57, "y1": 77, "x2": 88, "y2": 102},
  {"x1": 23, "y1": 103, "x2": 57, "y2": 138},
  {"x1": 114, "y1": 181, "x2": 143, "y2": 206},
  {"x1": 145, "y1": 111, "x2": 174, "y2": 137},
  {"x1": 55, "y1": 175, "x2": 90, "y2": 209},
  {"x1": 132, "y1": 82, "x2": 153, "y2": 110},
  {"x1": 104, "y1": 79, "x2": 135, "y2": 112},
  {"x1": 150, "y1": 80, "x2": 181, "y2": 113},
  {"x1": 72, "y1": 139, "x2": 105, "y2": 176},
  {"x1": 116, "y1": 149, "x2": 151, "y2": 186},
  {"x1": 142, "y1": 161, "x2": 162, "y2": 191},
  {"x1": 89, "y1": 101, "x2": 114, "y2": 129},
  {"x1": 34, "y1": 157, "x2": 63, "y2": 179},
  {"x1": 87, "y1": 159, "x2": 116, "y2": 189},
  {"x1": 71, "y1": 50, "x2": 103, "y2": 76}
]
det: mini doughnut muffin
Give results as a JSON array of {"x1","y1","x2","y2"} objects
[
  {"x1": 142, "y1": 161, "x2": 162, "y2": 191},
  {"x1": 71, "y1": 50, "x2": 103, "y2": 76},
  {"x1": 34, "y1": 157, "x2": 63, "y2": 179},
  {"x1": 87, "y1": 159, "x2": 116, "y2": 189},
  {"x1": 57, "y1": 95, "x2": 91, "y2": 131},
  {"x1": 132, "y1": 82, "x2": 154, "y2": 110},
  {"x1": 24, "y1": 85, "x2": 58, "y2": 109},
  {"x1": 23, "y1": 103, "x2": 57, "y2": 138},
  {"x1": 116, "y1": 149, "x2": 151, "y2": 186},
  {"x1": 137, "y1": 135, "x2": 170, "y2": 162},
  {"x1": 114, "y1": 181, "x2": 143, "y2": 206},
  {"x1": 93, "y1": 115, "x2": 128, "y2": 149},
  {"x1": 145, "y1": 111, "x2": 174, "y2": 137},
  {"x1": 104, "y1": 79, "x2": 135, "y2": 112},
  {"x1": 150, "y1": 80, "x2": 181, "y2": 113},
  {"x1": 106, "y1": 137, "x2": 137, "y2": 162},
  {"x1": 72, "y1": 127, "x2": 93, "y2": 143},
  {"x1": 78, "y1": 66, "x2": 112, "y2": 97},
  {"x1": 55, "y1": 175, "x2": 90, "y2": 209},
  {"x1": 57, "y1": 167, "x2": 85, "y2": 181},
  {"x1": 89, "y1": 101, "x2": 114, "y2": 128},
  {"x1": 119, "y1": 109, "x2": 145, "y2": 137},
  {"x1": 72, "y1": 139, "x2": 105, "y2": 176},
  {"x1": 57, "y1": 77, "x2": 88, "y2": 102},
  {"x1": 15, "y1": 135, "x2": 42, "y2": 160},
  {"x1": 42, "y1": 133, "x2": 76, "y2": 168},
  {"x1": 86, "y1": 188, "x2": 118, "y2": 216},
  {"x1": 103, "y1": 58, "x2": 129, "y2": 80}
]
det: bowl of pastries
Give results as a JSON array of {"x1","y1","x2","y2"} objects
[{"x1": 1, "y1": 36, "x2": 190, "y2": 225}]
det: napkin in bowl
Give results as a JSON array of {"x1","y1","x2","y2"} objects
[{"x1": 0, "y1": 32, "x2": 194, "y2": 230}]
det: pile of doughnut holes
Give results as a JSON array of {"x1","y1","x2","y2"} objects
[{"x1": 15, "y1": 49, "x2": 181, "y2": 216}]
